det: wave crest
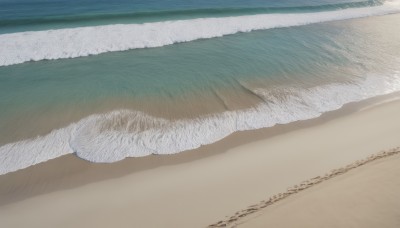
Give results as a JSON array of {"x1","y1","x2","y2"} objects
[
  {"x1": 1, "y1": 72, "x2": 400, "y2": 175},
  {"x1": 0, "y1": 2, "x2": 399, "y2": 66}
]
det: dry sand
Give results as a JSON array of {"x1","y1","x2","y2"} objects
[
  {"x1": 1, "y1": 98, "x2": 400, "y2": 228},
  {"x1": 235, "y1": 153, "x2": 400, "y2": 228}
]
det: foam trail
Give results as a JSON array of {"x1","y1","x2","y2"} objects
[
  {"x1": 1, "y1": 3, "x2": 399, "y2": 66},
  {"x1": 0, "y1": 126, "x2": 75, "y2": 175},
  {"x1": 1, "y1": 72, "x2": 400, "y2": 175}
]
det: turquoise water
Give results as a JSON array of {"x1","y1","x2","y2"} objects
[
  {"x1": 0, "y1": 0, "x2": 400, "y2": 174},
  {"x1": 0, "y1": 0, "x2": 377, "y2": 32}
]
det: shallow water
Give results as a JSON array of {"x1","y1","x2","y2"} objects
[{"x1": 0, "y1": 0, "x2": 400, "y2": 174}]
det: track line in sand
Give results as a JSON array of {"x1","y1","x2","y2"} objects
[{"x1": 209, "y1": 146, "x2": 400, "y2": 227}]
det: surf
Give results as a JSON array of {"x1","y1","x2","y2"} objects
[
  {"x1": 0, "y1": 1, "x2": 399, "y2": 67},
  {"x1": 1, "y1": 72, "x2": 400, "y2": 175}
]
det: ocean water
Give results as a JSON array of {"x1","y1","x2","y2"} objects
[{"x1": 1, "y1": 0, "x2": 400, "y2": 174}]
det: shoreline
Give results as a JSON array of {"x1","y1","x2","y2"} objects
[
  {"x1": 1, "y1": 91, "x2": 400, "y2": 206},
  {"x1": 1, "y1": 5, "x2": 400, "y2": 228},
  {"x1": 1, "y1": 93, "x2": 400, "y2": 227}
]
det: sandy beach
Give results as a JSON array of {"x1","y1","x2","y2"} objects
[
  {"x1": 1, "y1": 96, "x2": 400, "y2": 228},
  {"x1": 235, "y1": 152, "x2": 400, "y2": 228},
  {"x1": 2, "y1": 2, "x2": 400, "y2": 228}
]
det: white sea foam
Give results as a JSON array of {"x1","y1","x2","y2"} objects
[
  {"x1": 1, "y1": 3, "x2": 399, "y2": 66},
  {"x1": 1, "y1": 72, "x2": 400, "y2": 175}
]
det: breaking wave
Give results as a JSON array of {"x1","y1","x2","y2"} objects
[
  {"x1": 1, "y1": 72, "x2": 400, "y2": 175},
  {"x1": 0, "y1": 2, "x2": 399, "y2": 66}
]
